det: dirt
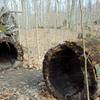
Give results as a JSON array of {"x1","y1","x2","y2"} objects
[{"x1": 0, "y1": 68, "x2": 56, "y2": 100}]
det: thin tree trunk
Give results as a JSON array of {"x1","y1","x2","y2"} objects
[{"x1": 79, "y1": 0, "x2": 90, "y2": 100}]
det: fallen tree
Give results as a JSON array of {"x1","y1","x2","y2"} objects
[
  {"x1": 43, "y1": 41, "x2": 97, "y2": 100},
  {"x1": 0, "y1": 7, "x2": 23, "y2": 71}
]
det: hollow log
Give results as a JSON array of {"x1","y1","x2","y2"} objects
[
  {"x1": 0, "y1": 36, "x2": 23, "y2": 71},
  {"x1": 0, "y1": 7, "x2": 23, "y2": 71},
  {"x1": 43, "y1": 41, "x2": 97, "y2": 100}
]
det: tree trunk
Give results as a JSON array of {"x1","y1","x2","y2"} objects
[{"x1": 43, "y1": 41, "x2": 97, "y2": 100}]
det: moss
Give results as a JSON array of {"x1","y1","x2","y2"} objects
[{"x1": 0, "y1": 24, "x2": 7, "y2": 32}]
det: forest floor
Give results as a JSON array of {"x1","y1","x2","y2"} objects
[
  {"x1": 0, "y1": 28, "x2": 99, "y2": 100},
  {"x1": 0, "y1": 28, "x2": 79, "y2": 100},
  {"x1": 0, "y1": 68, "x2": 56, "y2": 100}
]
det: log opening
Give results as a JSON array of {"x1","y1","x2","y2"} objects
[
  {"x1": 0, "y1": 42, "x2": 18, "y2": 64},
  {"x1": 0, "y1": 40, "x2": 23, "y2": 71},
  {"x1": 43, "y1": 42, "x2": 97, "y2": 100}
]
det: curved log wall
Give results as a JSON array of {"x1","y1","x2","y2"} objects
[{"x1": 43, "y1": 41, "x2": 97, "y2": 100}]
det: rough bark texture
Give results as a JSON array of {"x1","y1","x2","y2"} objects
[
  {"x1": 77, "y1": 35, "x2": 100, "y2": 65},
  {"x1": 43, "y1": 41, "x2": 97, "y2": 100},
  {"x1": 77, "y1": 35, "x2": 100, "y2": 98}
]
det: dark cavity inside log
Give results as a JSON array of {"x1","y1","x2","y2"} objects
[
  {"x1": 43, "y1": 42, "x2": 97, "y2": 100},
  {"x1": 0, "y1": 42, "x2": 18, "y2": 64}
]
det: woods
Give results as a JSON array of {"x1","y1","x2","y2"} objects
[
  {"x1": 0, "y1": 0, "x2": 100, "y2": 100},
  {"x1": 0, "y1": 0, "x2": 100, "y2": 30}
]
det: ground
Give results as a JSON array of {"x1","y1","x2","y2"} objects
[
  {"x1": 0, "y1": 28, "x2": 99, "y2": 100},
  {"x1": 0, "y1": 29, "x2": 80, "y2": 100},
  {"x1": 0, "y1": 68, "x2": 56, "y2": 100}
]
